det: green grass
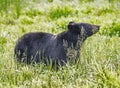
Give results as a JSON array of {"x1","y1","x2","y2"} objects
[{"x1": 0, "y1": 0, "x2": 120, "y2": 87}]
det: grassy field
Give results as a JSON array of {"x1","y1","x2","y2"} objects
[{"x1": 0, "y1": 0, "x2": 120, "y2": 87}]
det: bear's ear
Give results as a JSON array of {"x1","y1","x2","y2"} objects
[{"x1": 68, "y1": 21, "x2": 75, "y2": 30}]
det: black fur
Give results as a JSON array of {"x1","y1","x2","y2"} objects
[{"x1": 14, "y1": 21, "x2": 100, "y2": 66}]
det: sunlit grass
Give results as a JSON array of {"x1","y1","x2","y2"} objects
[{"x1": 0, "y1": 0, "x2": 120, "y2": 87}]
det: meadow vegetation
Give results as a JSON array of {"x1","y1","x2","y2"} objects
[{"x1": 0, "y1": 0, "x2": 120, "y2": 87}]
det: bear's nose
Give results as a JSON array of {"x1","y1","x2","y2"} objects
[
  {"x1": 97, "y1": 26, "x2": 100, "y2": 30},
  {"x1": 92, "y1": 25, "x2": 100, "y2": 34},
  {"x1": 92, "y1": 25, "x2": 100, "y2": 30}
]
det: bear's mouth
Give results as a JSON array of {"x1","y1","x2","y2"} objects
[{"x1": 92, "y1": 25, "x2": 100, "y2": 34}]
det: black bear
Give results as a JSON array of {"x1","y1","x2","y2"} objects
[{"x1": 14, "y1": 21, "x2": 100, "y2": 66}]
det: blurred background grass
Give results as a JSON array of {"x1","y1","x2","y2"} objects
[{"x1": 0, "y1": 0, "x2": 120, "y2": 87}]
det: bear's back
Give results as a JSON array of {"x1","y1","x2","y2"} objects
[
  {"x1": 19, "y1": 32, "x2": 53, "y2": 43},
  {"x1": 14, "y1": 32, "x2": 54, "y2": 62}
]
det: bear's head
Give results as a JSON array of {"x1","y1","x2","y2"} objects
[{"x1": 68, "y1": 21, "x2": 100, "y2": 37}]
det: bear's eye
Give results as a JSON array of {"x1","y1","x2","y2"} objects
[
  {"x1": 78, "y1": 25, "x2": 82, "y2": 29},
  {"x1": 87, "y1": 25, "x2": 91, "y2": 29},
  {"x1": 88, "y1": 26, "x2": 91, "y2": 29}
]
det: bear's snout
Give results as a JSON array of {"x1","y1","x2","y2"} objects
[
  {"x1": 92, "y1": 25, "x2": 100, "y2": 34},
  {"x1": 96, "y1": 25, "x2": 100, "y2": 30}
]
